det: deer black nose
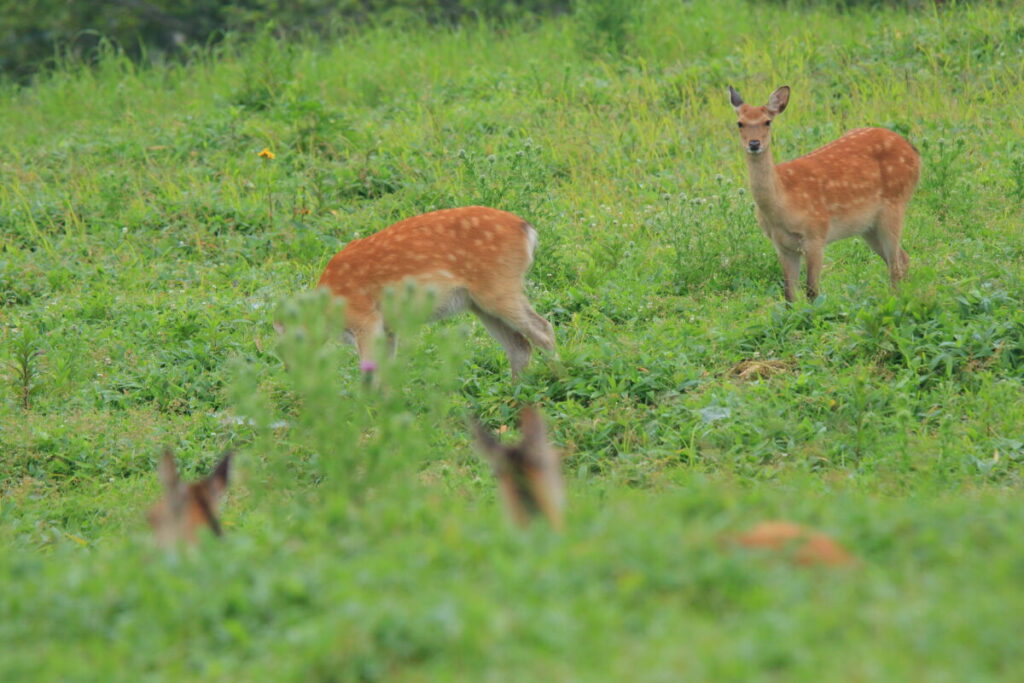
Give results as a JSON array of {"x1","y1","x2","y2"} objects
[{"x1": 748, "y1": 140, "x2": 762, "y2": 152}]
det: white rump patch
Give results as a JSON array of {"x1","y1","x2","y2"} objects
[{"x1": 524, "y1": 223, "x2": 539, "y2": 266}]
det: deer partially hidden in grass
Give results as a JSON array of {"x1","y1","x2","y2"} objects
[
  {"x1": 471, "y1": 406, "x2": 565, "y2": 531},
  {"x1": 314, "y1": 206, "x2": 556, "y2": 376},
  {"x1": 729, "y1": 85, "x2": 921, "y2": 302},
  {"x1": 148, "y1": 449, "x2": 232, "y2": 547},
  {"x1": 729, "y1": 520, "x2": 857, "y2": 568}
]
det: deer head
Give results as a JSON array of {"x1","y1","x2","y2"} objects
[
  {"x1": 471, "y1": 406, "x2": 564, "y2": 530},
  {"x1": 730, "y1": 85, "x2": 790, "y2": 155},
  {"x1": 148, "y1": 448, "x2": 233, "y2": 547}
]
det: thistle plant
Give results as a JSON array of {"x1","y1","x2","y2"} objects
[{"x1": 7, "y1": 327, "x2": 45, "y2": 411}]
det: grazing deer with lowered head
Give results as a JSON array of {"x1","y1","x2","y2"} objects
[
  {"x1": 729, "y1": 85, "x2": 921, "y2": 302},
  {"x1": 315, "y1": 206, "x2": 556, "y2": 376},
  {"x1": 148, "y1": 449, "x2": 232, "y2": 547},
  {"x1": 471, "y1": 406, "x2": 565, "y2": 530}
]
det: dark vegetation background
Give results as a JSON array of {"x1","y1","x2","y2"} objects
[
  {"x1": 0, "y1": 0, "x2": 967, "y2": 81},
  {"x1": 2, "y1": 0, "x2": 572, "y2": 80}
]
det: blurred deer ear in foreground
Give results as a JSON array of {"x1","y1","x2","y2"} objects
[
  {"x1": 472, "y1": 406, "x2": 565, "y2": 531},
  {"x1": 148, "y1": 448, "x2": 233, "y2": 547}
]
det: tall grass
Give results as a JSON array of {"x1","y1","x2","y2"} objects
[{"x1": 2, "y1": 0, "x2": 1024, "y2": 678}]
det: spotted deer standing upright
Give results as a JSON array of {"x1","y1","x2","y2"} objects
[
  {"x1": 471, "y1": 406, "x2": 565, "y2": 530},
  {"x1": 148, "y1": 449, "x2": 232, "y2": 547},
  {"x1": 315, "y1": 206, "x2": 555, "y2": 375},
  {"x1": 729, "y1": 85, "x2": 921, "y2": 302}
]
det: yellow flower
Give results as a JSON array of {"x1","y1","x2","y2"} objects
[{"x1": 258, "y1": 147, "x2": 275, "y2": 159}]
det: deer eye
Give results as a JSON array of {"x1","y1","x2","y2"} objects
[
  {"x1": 737, "y1": 122, "x2": 744, "y2": 128},
  {"x1": 765, "y1": 120, "x2": 771, "y2": 127}
]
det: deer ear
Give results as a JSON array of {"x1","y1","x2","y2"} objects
[
  {"x1": 728, "y1": 85, "x2": 745, "y2": 110},
  {"x1": 157, "y1": 448, "x2": 180, "y2": 491},
  {"x1": 470, "y1": 416, "x2": 504, "y2": 462},
  {"x1": 524, "y1": 467, "x2": 566, "y2": 531},
  {"x1": 494, "y1": 471, "x2": 530, "y2": 528},
  {"x1": 518, "y1": 406, "x2": 549, "y2": 454},
  {"x1": 518, "y1": 406, "x2": 565, "y2": 529},
  {"x1": 204, "y1": 451, "x2": 233, "y2": 501},
  {"x1": 767, "y1": 85, "x2": 790, "y2": 115}
]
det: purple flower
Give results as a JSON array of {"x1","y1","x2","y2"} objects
[{"x1": 360, "y1": 360, "x2": 378, "y2": 373}]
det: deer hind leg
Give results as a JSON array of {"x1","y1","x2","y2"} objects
[
  {"x1": 521, "y1": 305, "x2": 556, "y2": 354},
  {"x1": 471, "y1": 303, "x2": 534, "y2": 375},
  {"x1": 470, "y1": 292, "x2": 556, "y2": 356},
  {"x1": 863, "y1": 206, "x2": 909, "y2": 288}
]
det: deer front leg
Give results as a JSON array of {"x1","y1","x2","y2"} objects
[
  {"x1": 353, "y1": 313, "x2": 385, "y2": 370},
  {"x1": 775, "y1": 244, "x2": 801, "y2": 303},
  {"x1": 804, "y1": 240, "x2": 825, "y2": 301}
]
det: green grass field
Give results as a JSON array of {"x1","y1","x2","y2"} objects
[{"x1": 3, "y1": 0, "x2": 1024, "y2": 679}]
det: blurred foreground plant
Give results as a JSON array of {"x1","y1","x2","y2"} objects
[{"x1": 230, "y1": 286, "x2": 466, "y2": 528}]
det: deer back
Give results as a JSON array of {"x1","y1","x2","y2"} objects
[{"x1": 317, "y1": 206, "x2": 537, "y2": 323}]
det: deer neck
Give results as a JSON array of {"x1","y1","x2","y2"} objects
[{"x1": 744, "y1": 148, "x2": 785, "y2": 222}]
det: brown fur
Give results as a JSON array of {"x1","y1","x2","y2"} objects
[
  {"x1": 471, "y1": 406, "x2": 565, "y2": 530},
  {"x1": 730, "y1": 85, "x2": 921, "y2": 301},
  {"x1": 731, "y1": 520, "x2": 856, "y2": 567},
  {"x1": 148, "y1": 449, "x2": 232, "y2": 547},
  {"x1": 316, "y1": 206, "x2": 555, "y2": 375}
]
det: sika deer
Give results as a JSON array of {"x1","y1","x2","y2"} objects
[
  {"x1": 730, "y1": 520, "x2": 856, "y2": 568},
  {"x1": 316, "y1": 206, "x2": 555, "y2": 375},
  {"x1": 471, "y1": 406, "x2": 565, "y2": 530},
  {"x1": 148, "y1": 449, "x2": 232, "y2": 547},
  {"x1": 729, "y1": 85, "x2": 921, "y2": 302}
]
